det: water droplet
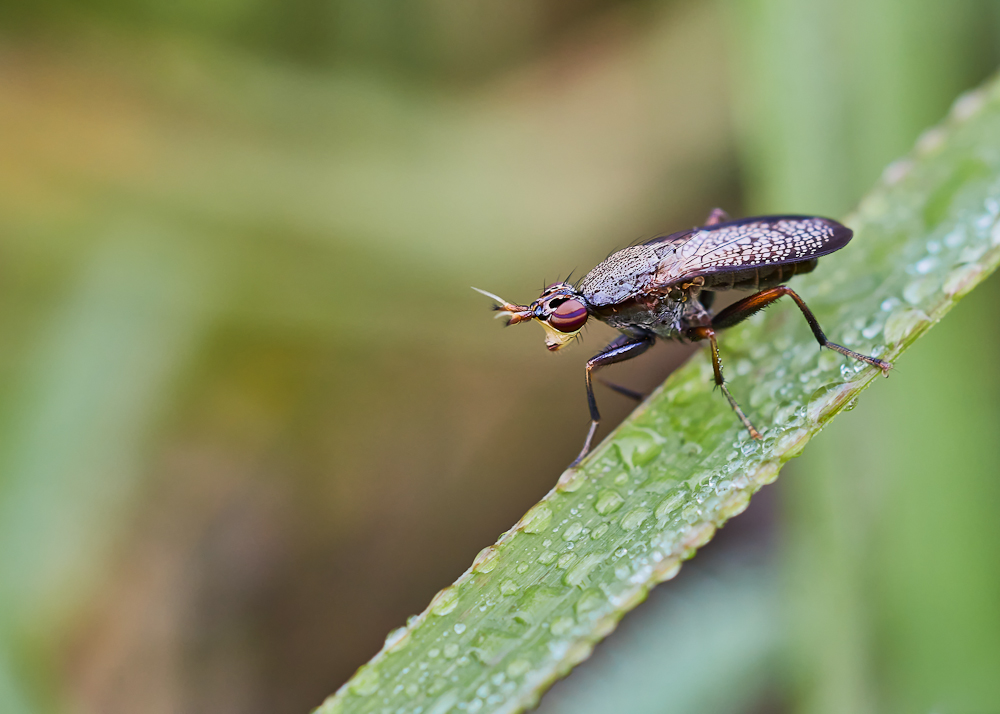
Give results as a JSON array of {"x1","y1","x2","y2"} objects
[
  {"x1": 443, "y1": 643, "x2": 460, "y2": 658},
  {"x1": 384, "y1": 626, "x2": 408, "y2": 650},
  {"x1": 348, "y1": 666, "x2": 380, "y2": 696},
  {"x1": 513, "y1": 585, "x2": 561, "y2": 625},
  {"x1": 521, "y1": 504, "x2": 552, "y2": 534},
  {"x1": 537, "y1": 550, "x2": 556, "y2": 564},
  {"x1": 594, "y1": 490, "x2": 625, "y2": 516},
  {"x1": 590, "y1": 523, "x2": 609, "y2": 539},
  {"x1": 550, "y1": 616, "x2": 575, "y2": 637},
  {"x1": 516, "y1": 563, "x2": 528, "y2": 574},
  {"x1": 614, "y1": 472, "x2": 628, "y2": 485},
  {"x1": 431, "y1": 589, "x2": 459, "y2": 616},
  {"x1": 405, "y1": 683, "x2": 419, "y2": 697},
  {"x1": 428, "y1": 648, "x2": 440, "y2": 658},
  {"x1": 774, "y1": 427, "x2": 809, "y2": 457},
  {"x1": 839, "y1": 362, "x2": 861, "y2": 379},
  {"x1": 470, "y1": 629, "x2": 517, "y2": 665},
  {"x1": 454, "y1": 623, "x2": 466, "y2": 634},
  {"x1": 615, "y1": 431, "x2": 663, "y2": 469},
  {"x1": 944, "y1": 227, "x2": 966, "y2": 248},
  {"x1": 467, "y1": 698, "x2": 483, "y2": 713},
  {"x1": 620, "y1": 508, "x2": 650, "y2": 531},
  {"x1": 500, "y1": 580, "x2": 518, "y2": 596},
  {"x1": 473, "y1": 546, "x2": 499, "y2": 573},
  {"x1": 564, "y1": 553, "x2": 605, "y2": 587},
  {"x1": 562, "y1": 522, "x2": 584, "y2": 541},
  {"x1": 557, "y1": 469, "x2": 586, "y2": 492},
  {"x1": 680, "y1": 441, "x2": 703, "y2": 456},
  {"x1": 884, "y1": 308, "x2": 931, "y2": 343},
  {"x1": 943, "y1": 263, "x2": 982, "y2": 297},
  {"x1": 774, "y1": 403, "x2": 798, "y2": 424},
  {"x1": 861, "y1": 321, "x2": 883, "y2": 339},
  {"x1": 557, "y1": 553, "x2": 577, "y2": 569},
  {"x1": 655, "y1": 493, "x2": 684, "y2": 520}
]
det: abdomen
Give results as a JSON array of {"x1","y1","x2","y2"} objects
[{"x1": 702, "y1": 258, "x2": 818, "y2": 291}]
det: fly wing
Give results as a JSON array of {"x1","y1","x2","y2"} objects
[{"x1": 648, "y1": 215, "x2": 852, "y2": 286}]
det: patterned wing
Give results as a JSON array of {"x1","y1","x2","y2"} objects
[{"x1": 649, "y1": 215, "x2": 852, "y2": 286}]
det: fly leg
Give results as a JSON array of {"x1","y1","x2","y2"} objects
[
  {"x1": 597, "y1": 377, "x2": 644, "y2": 402},
  {"x1": 687, "y1": 325, "x2": 762, "y2": 439},
  {"x1": 704, "y1": 208, "x2": 731, "y2": 226},
  {"x1": 572, "y1": 333, "x2": 656, "y2": 467},
  {"x1": 712, "y1": 286, "x2": 892, "y2": 375}
]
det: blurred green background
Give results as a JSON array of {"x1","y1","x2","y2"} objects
[{"x1": 0, "y1": 1, "x2": 999, "y2": 713}]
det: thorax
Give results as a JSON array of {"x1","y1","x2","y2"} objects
[
  {"x1": 590, "y1": 288, "x2": 709, "y2": 340},
  {"x1": 580, "y1": 244, "x2": 707, "y2": 339}
]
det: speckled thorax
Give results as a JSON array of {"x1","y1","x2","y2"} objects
[{"x1": 579, "y1": 242, "x2": 709, "y2": 340}]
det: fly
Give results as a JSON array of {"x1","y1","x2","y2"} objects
[{"x1": 474, "y1": 209, "x2": 892, "y2": 467}]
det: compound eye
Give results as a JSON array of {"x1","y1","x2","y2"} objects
[{"x1": 549, "y1": 299, "x2": 588, "y2": 333}]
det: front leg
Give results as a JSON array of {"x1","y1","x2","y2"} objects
[{"x1": 572, "y1": 332, "x2": 656, "y2": 467}]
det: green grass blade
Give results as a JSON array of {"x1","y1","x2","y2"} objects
[{"x1": 317, "y1": 74, "x2": 1000, "y2": 714}]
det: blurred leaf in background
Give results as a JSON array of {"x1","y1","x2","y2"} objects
[
  {"x1": 0, "y1": 2, "x2": 738, "y2": 713},
  {"x1": 0, "y1": 0, "x2": 998, "y2": 713}
]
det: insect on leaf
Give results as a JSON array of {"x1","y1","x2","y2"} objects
[{"x1": 317, "y1": 77, "x2": 1000, "y2": 714}]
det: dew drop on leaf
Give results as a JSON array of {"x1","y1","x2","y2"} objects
[
  {"x1": 430, "y1": 589, "x2": 459, "y2": 616},
  {"x1": 348, "y1": 666, "x2": 379, "y2": 696},
  {"x1": 594, "y1": 490, "x2": 624, "y2": 516},
  {"x1": 620, "y1": 508, "x2": 650, "y2": 531}
]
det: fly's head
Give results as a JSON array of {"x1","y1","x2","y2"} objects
[{"x1": 472, "y1": 282, "x2": 590, "y2": 351}]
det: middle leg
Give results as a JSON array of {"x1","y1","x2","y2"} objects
[
  {"x1": 597, "y1": 376, "x2": 645, "y2": 402},
  {"x1": 687, "y1": 325, "x2": 762, "y2": 439},
  {"x1": 572, "y1": 332, "x2": 656, "y2": 467}
]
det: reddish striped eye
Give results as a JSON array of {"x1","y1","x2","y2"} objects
[{"x1": 549, "y1": 299, "x2": 588, "y2": 333}]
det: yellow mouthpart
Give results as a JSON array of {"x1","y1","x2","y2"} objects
[{"x1": 539, "y1": 320, "x2": 581, "y2": 351}]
